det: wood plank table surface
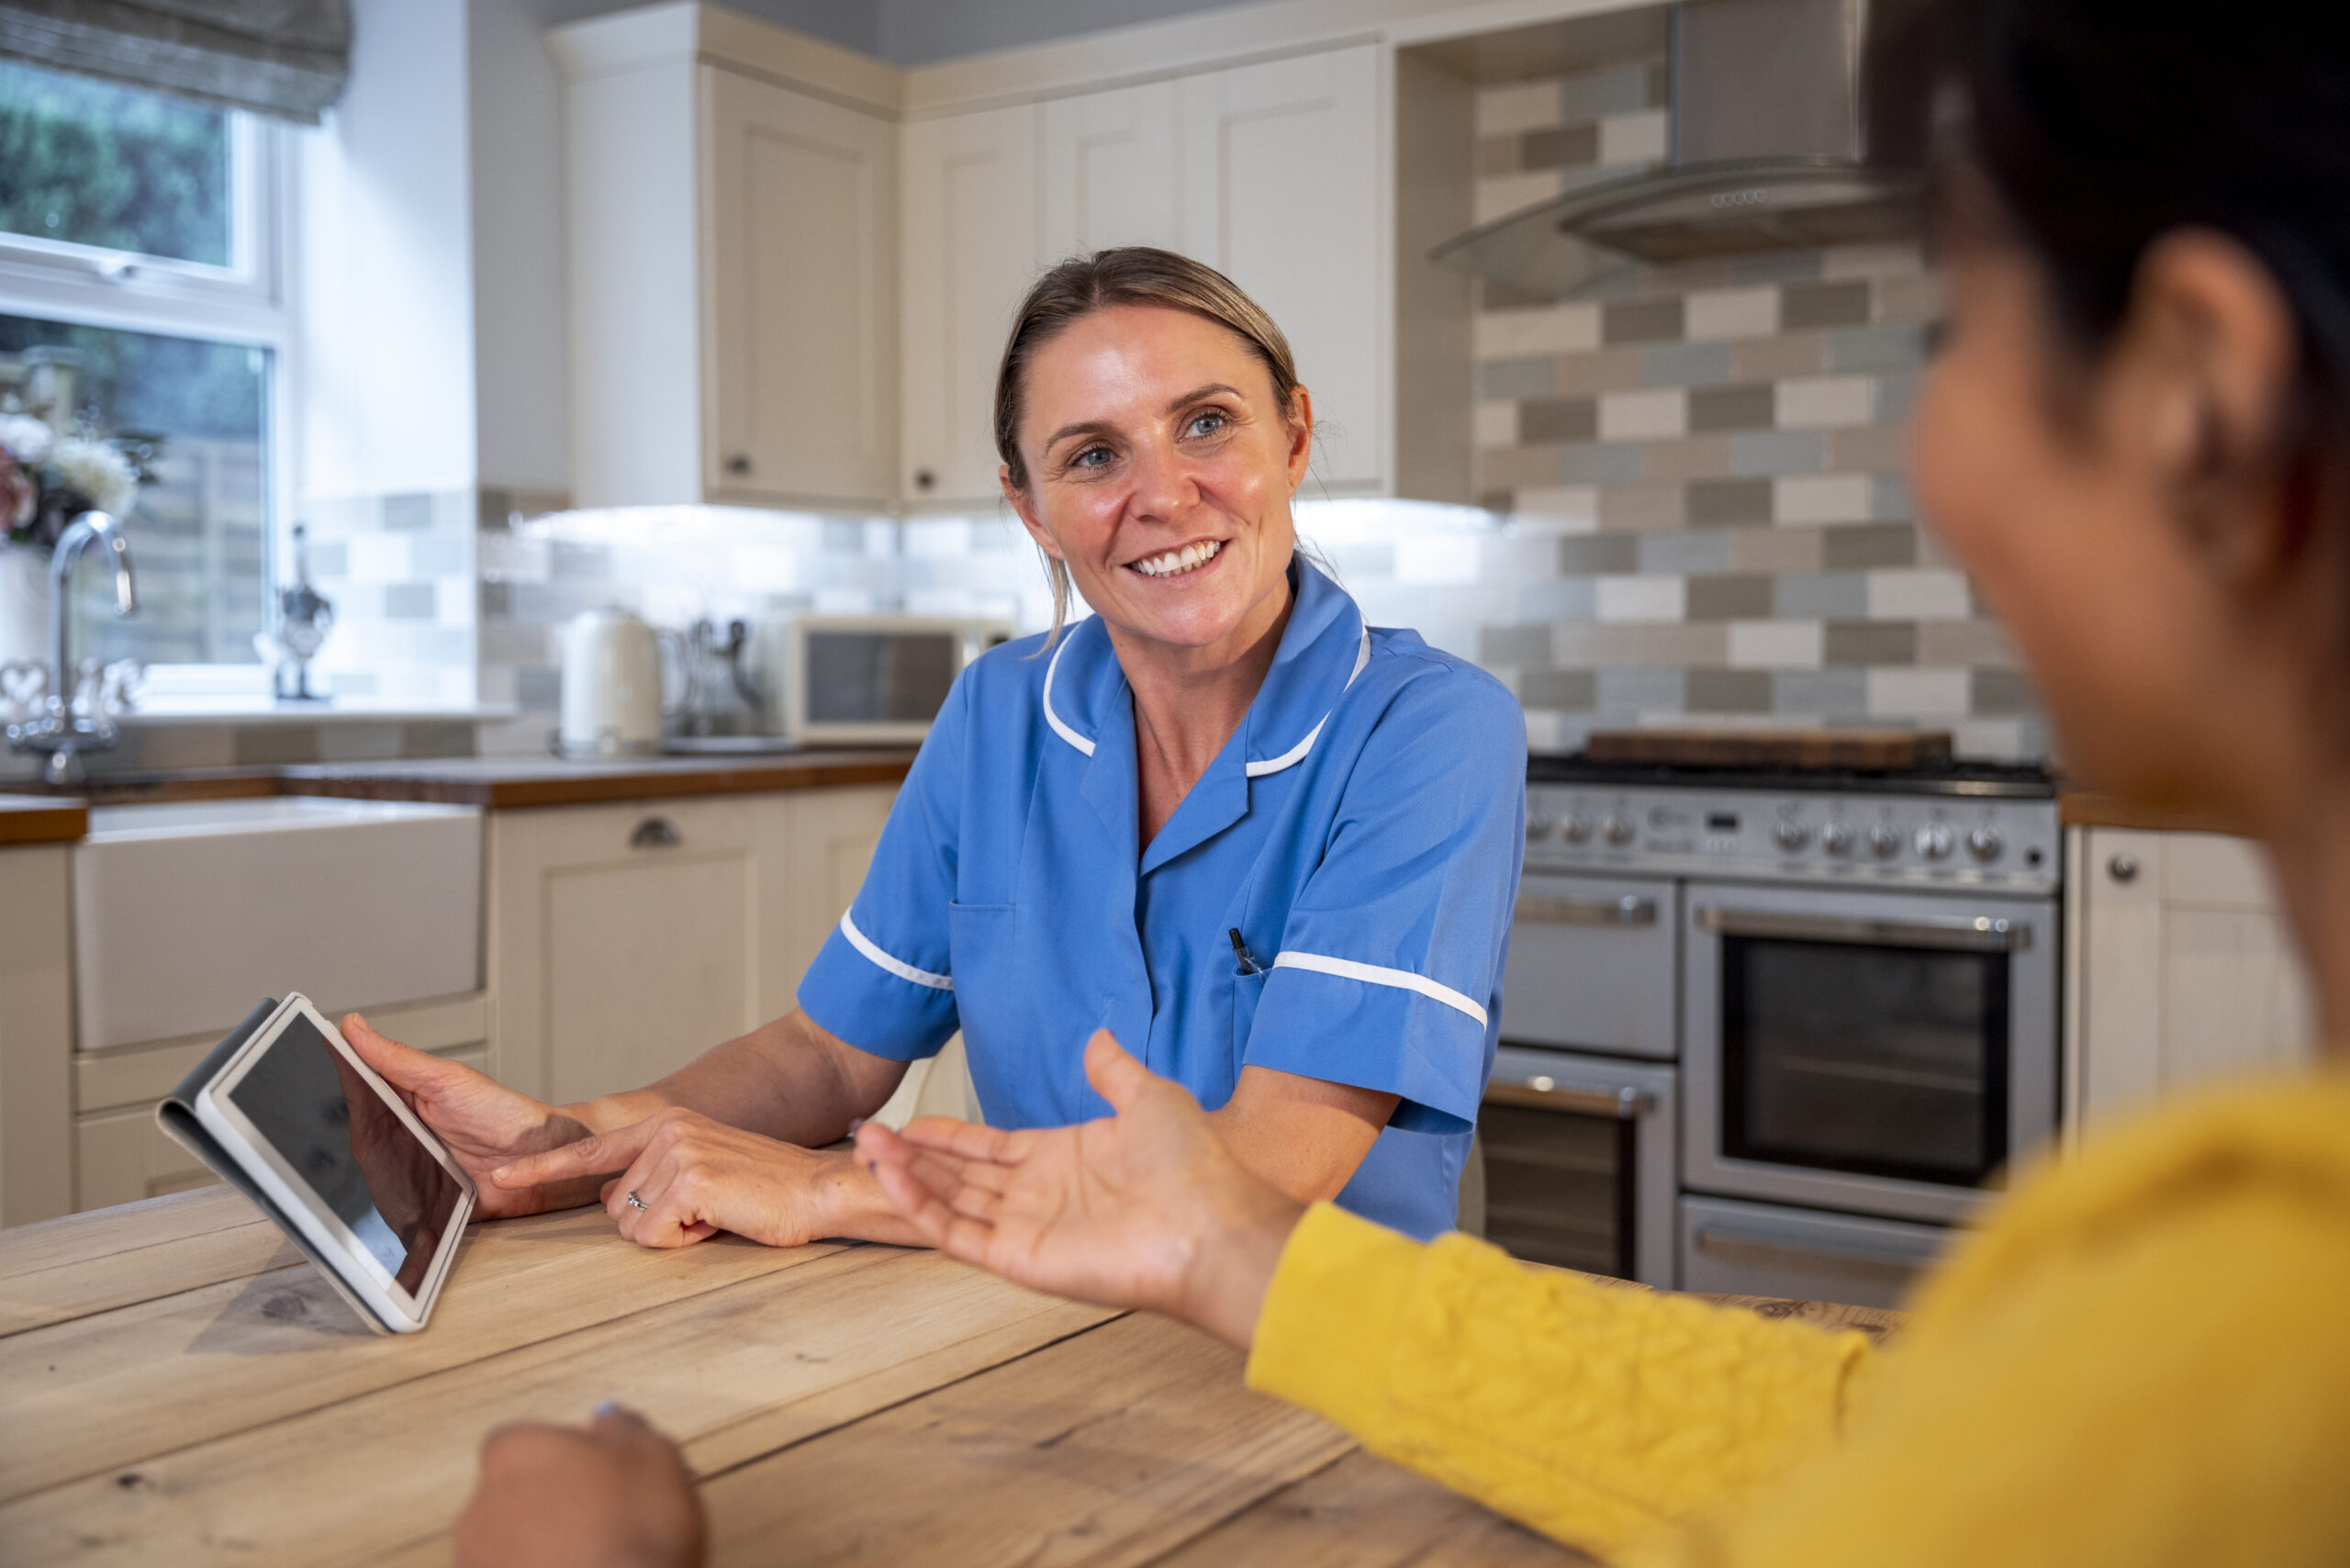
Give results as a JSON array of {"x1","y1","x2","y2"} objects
[{"x1": 0, "y1": 1187, "x2": 1900, "y2": 1567}]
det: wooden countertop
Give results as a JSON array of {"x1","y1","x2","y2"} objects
[
  {"x1": 2059, "y1": 790, "x2": 2255, "y2": 836},
  {"x1": 275, "y1": 751, "x2": 918, "y2": 809},
  {"x1": 0, "y1": 795, "x2": 87, "y2": 846},
  {"x1": 0, "y1": 1186, "x2": 1899, "y2": 1566}
]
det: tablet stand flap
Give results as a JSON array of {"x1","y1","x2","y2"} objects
[{"x1": 153, "y1": 998, "x2": 397, "y2": 1335}]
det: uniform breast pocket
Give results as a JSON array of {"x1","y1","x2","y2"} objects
[
  {"x1": 1230, "y1": 967, "x2": 1270, "y2": 1073},
  {"x1": 946, "y1": 902, "x2": 1017, "y2": 1056}
]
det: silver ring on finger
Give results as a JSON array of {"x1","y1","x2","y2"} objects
[{"x1": 625, "y1": 1189, "x2": 649, "y2": 1211}]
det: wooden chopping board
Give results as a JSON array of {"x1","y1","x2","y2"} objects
[{"x1": 1583, "y1": 728, "x2": 1955, "y2": 771}]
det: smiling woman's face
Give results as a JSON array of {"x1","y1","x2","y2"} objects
[{"x1": 1002, "y1": 304, "x2": 1312, "y2": 660}]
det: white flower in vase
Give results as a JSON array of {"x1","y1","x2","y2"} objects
[
  {"x1": 0, "y1": 414, "x2": 54, "y2": 466},
  {"x1": 49, "y1": 436, "x2": 139, "y2": 518}
]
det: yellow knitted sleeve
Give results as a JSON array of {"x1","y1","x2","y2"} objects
[{"x1": 1246, "y1": 1204, "x2": 1873, "y2": 1562}]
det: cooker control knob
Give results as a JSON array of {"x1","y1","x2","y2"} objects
[
  {"x1": 1967, "y1": 826, "x2": 2005, "y2": 862},
  {"x1": 1561, "y1": 813, "x2": 1595, "y2": 845},
  {"x1": 1773, "y1": 819, "x2": 1810, "y2": 852},
  {"x1": 1915, "y1": 822, "x2": 1957, "y2": 861},
  {"x1": 1526, "y1": 814, "x2": 1555, "y2": 841},
  {"x1": 1868, "y1": 824, "x2": 1903, "y2": 858},
  {"x1": 1603, "y1": 814, "x2": 1637, "y2": 846},
  {"x1": 1819, "y1": 821, "x2": 1855, "y2": 856}
]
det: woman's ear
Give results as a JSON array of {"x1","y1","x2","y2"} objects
[
  {"x1": 2116, "y1": 230, "x2": 2304, "y2": 586},
  {"x1": 1283, "y1": 386, "x2": 1315, "y2": 492},
  {"x1": 1001, "y1": 465, "x2": 1062, "y2": 560}
]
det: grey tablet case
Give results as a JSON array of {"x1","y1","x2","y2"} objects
[{"x1": 154, "y1": 998, "x2": 398, "y2": 1334}]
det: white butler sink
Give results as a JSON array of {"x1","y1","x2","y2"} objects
[{"x1": 73, "y1": 797, "x2": 483, "y2": 1051}]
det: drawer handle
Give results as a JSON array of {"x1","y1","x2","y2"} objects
[
  {"x1": 1483, "y1": 1078, "x2": 1653, "y2": 1118},
  {"x1": 1695, "y1": 905, "x2": 2032, "y2": 953},
  {"x1": 1515, "y1": 894, "x2": 1658, "y2": 927},
  {"x1": 630, "y1": 816, "x2": 681, "y2": 849},
  {"x1": 1692, "y1": 1223, "x2": 1931, "y2": 1282}
]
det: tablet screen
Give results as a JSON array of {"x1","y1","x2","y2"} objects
[{"x1": 226, "y1": 1014, "x2": 463, "y2": 1296}]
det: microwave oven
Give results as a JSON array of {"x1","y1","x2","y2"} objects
[{"x1": 766, "y1": 615, "x2": 1015, "y2": 745}]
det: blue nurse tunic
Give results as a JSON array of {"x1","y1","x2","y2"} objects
[{"x1": 796, "y1": 559, "x2": 1528, "y2": 1239}]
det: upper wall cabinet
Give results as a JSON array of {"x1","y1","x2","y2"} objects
[
  {"x1": 901, "y1": 45, "x2": 1427, "y2": 507},
  {"x1": 554, "y1": 12, "x2": 900, "y2": 510}
]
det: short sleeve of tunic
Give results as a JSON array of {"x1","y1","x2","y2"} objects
[
  {"x1": 1244, "y1": 654, "x2": 1527, "y2": 1134},
  {"x1": 793, "y1": 667, "x2": 968, "y2": 1062}
]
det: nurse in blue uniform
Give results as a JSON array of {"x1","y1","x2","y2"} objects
[{"x1": 345, "y1": 247, "x2": 1526, "y2": 1247}]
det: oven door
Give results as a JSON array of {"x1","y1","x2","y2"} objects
[
  {"x1": 1501, "y1": 873, "x2": 1677, "y2": 1058},
  {"x1": 1480, "y1": 1047, "x2": 1677, "y2": 1286},
  {"x1": 1682, "y1": 879, "x2": 2058, "y2": 1224},
  {"x1": 1678, "y1": 1194, "x2": 1949, "y2": 1311}
]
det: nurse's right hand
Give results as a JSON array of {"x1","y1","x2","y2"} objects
[
  {"x1": 854, "y1": 1031, "x2": 1306, "y2": 1350},
  {"x1": 342, "y1": 1013, "x2": 609, "y2": 1218}
]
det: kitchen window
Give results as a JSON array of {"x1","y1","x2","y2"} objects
[{"x1": 0, "y1": 56, "x2": 289, "y2": 672}]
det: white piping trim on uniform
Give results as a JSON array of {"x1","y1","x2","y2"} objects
[
  {"x1": 840, "y1": 911, "x2": 953, "y2": 991},
  {"x1": 1041, "y1": 633, "x2": 1095, "y2": 756},
  {"x1": 1270, "y1": 949, "x2": 1488, "y2": 1027},
  {"x1": 1245, "y1": 623, "x2": 1373, "y2": 778}
]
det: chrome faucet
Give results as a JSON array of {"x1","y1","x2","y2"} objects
[{"x1": 5, "y1": 510, "x2": 139, "y2": 786}]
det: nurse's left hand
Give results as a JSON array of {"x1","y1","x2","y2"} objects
[{"x1": 495, "y1": 1107, "x2": 864, "y2": 1249}]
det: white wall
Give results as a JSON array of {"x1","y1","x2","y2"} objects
[{"x1": 296, "y1": 0, "x2": 479, "y2": 503}]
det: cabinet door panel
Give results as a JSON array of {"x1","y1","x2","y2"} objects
[
  {"x1": 1177, "y1": 46, "x2": 1384, "y2": 490},
  {"x1": 707, "y1": 67, "x2": 897, "y2": 505},
  {"x1": 544, "y1": 852, "x2": 755, "y2": 1106},
  {"x1": 1041, "y1": 81, "x2": 1180, "y2": 257},
  {"x1": 901, "y1": 104, "x2": 1041, "y2": 503}
]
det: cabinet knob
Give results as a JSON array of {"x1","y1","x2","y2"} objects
[
  {"x1": 725, "y1": 454, "x2": 752, "y2": 476},
  {"x1": 2108, "y1": 852, "x2": 2139, "y2": 884},
  {"x1": 631, "y1": 816, "x2": 681, "y2": 849},
  {"x1": 913, "y1": 468, "x2": 935, "y2": 491}
]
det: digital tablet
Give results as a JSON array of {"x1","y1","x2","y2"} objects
[{"x1": 172, "y1": 994, "x2": 475, "y2": 1333}]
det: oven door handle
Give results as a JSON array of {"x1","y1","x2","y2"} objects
[
  {"x1": 1691, "y1": 1221, "x2": 1936, "y2": 1282},
  {"x1": 1694, "y1": 905, "x2": 2034, "y2": 953},
  {"x1": 1515, "y1": 893, "x2": 1661, "y2": 927},
  {"x1": 1483, "y1": 1077, "x2": 1655, "y2": 1118}
]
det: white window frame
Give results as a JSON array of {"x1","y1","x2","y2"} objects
[{"x1": 0, "y1": 89, "x2": 298, "y2": 680}]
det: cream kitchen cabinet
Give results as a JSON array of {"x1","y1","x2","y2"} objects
[
  {"x1": 899, "y1": 102, "x2": 1044, "y2": 503},
  {"x1": 554, "y1": 12, "x2": 900, "y2": 510},
  {"x1": 2064, "y1": 825, "x2": 2319, "y2": 1136},
  {"x1": 486, "y1": 787, "x2": 894, "y2": 1106},
  {"x1": 0, "y1": 844, "x2": 73, "y2": 1226},
  {"x1": 1039, "y1": 80, "x2": 1181, "y2": 258}
]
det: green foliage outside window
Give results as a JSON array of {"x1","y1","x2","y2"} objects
[{"x1": 0, "y1": 58, "x2": 231, "y2": 266}]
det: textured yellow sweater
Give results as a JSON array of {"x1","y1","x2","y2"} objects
[{"x1": 1247, "y1": 1075, "x2": 2350, "y2": 1566}]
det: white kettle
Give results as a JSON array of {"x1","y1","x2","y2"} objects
[{"x1": 559, "y1": 607, "x2": 663, "y2": 756}]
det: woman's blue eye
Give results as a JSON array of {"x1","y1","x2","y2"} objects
[
  {"x1": 1186, "y1": 410, "x2": 1228, "y2": 439},
  {"x1": 1071, "y1": 445, "x2": 1113, "y2": 468}
]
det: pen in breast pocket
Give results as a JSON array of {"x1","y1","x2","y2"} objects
[{"x1": 1228, "y1": 928, "x2": 1263, "y2": 975}]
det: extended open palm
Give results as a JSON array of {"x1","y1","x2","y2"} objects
[{"x1": 854, "y1": 1031, "x2": 1304, "y2": 1349}]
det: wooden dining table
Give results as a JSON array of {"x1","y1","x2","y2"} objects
[{"x1": 0, "y1": 1185, "x2": 1899, "y2": 1566}]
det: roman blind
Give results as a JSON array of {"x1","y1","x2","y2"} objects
[{"x1": 0, "y1": 0, "x2": 351, "y2": 122}]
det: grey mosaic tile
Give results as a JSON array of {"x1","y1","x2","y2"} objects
[
  {"x1": 1477, "y1": 135, "x2": 1524, "y2": 176},
  {"x1": 1635, "y1": 530, "x2": 1731, "y2": 574},
  {"x1": 1641, "y1": 435, "x2": 1734, "y2": 483},
  {"x1": 550, "y1": 542, "x2": 615, "y2": 584},
  {"x1": 1520, "y1": 666, "x2": 1597, "y2": 710},
  {"x1": 1640, "y1": 341, "x2": 1735, "y2": 386},
  {"x1": 1603, "y1": 297, "x2": 1684, "y2": 345},
  {"x1": 1781, "y1": 280, "x2": 1872, "y2": 330},
  {"x1": 1687, "y1": 669, "x2": 1774, "y2": 712},
  {"x1": 384, "y1": 583, "x2": 437, "y2": 620},
  {"x1": 411, "y1": 534, "x2": 469, "y2": 577},
  {"x1": 308, "y1": 541, "x2": 348, "y2": 577},
  {"x1": 1826, "y1": 425, "x2": 1908, "y2": 471},
  {"x1": 1558, "y1": 534, "x2": 1640, "y2": 574},
  {"x1": 1971, "y1": 668, "x2": 2039, "y2": 714},
  {"x1": 1874, "y1": 370, "x2": 1920, "y2": 424},
  {"x1": 1595, "y1": 483, "x2": 1683, "y2": 531},
  {"x1": 1598, "y1": 666, "x2": 1687, "y2": 711},
  {"x1": 1561, "y1": 442, "x2": 1645, "y2": 485},
  {"x1": 1773, "y1": 667, "x2": 1868, "y2": 714},
  {"x1": 1478, "y1": 356, "x2": 1559, "y2": 399},
  {"x1": 1524, "y1": 123, "x2": 1600, "y2": 169},
  {"x1": 1774, "y1": 571, "x2": 1867, "y2": 619},
  {"x1": 1557, "y1": 622, "x2": 1729, "y2": 666},
  {"x1": 517, "y1": 666, "x2": 563, "y2": 706},
  {"x1": 1728, "y1": 526, "x2": 1824, "y2": 572},
  {"x1": 1821, "y1": 522, "x2": 1917, "y2": 570},
  {"x1": 1729, "y1": 430, "x2": 1827, "y2": 476},
  {"x1": 1689, "y1": 384, "x2": 1776, "y2": 432},
  {"x1": 1731, "y1": 251, "x2": 1823, "y2": 285},
  {"x1": 1823, "y1": 621, "x2": 1919, "y2": 666},
  {"x1": 1554, "y1": 347, "x2": 1652, "y2": 396},
  {"x1": 1481, "y1": 622, "x2": 1555, "y2": 666},
  {"x1": 1516, "y1": 577, "x2": 1598, "y2": 622},
  {"x1": 1732, "y1": 333, "x2": 1825, "y2": 380},
  {"x1": 1685, "y1": 574, "x2": 1774, "y2": 621},
  {"x1": 479, "y1": 580, "x2": 512, "y2": 618},
  {"x1": 1519, "y1": 397, "x2": 1599, "y2": 443},
  {"x1": 1872, "y1": 473, "x2": 1916, "y2": 522},
  {"x1": 1687, "y1": 477, "x2": 1774, "y2": 526},
  {"x1": 383, "y1": 493, "x2": 433, "y2": 532},
  {"x1": 1481, "y1": 444, "x2": 1572, "y2": 490},
  {"x1": 1824, "y1": 323, "x2": 1928, "y2": 374}
]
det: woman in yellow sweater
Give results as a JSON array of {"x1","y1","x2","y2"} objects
[{"x1": 845, "y1": 2, "x2": 2350, "y2": 1563}]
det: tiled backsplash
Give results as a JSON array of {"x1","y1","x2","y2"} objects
[{"x1": 454, "y1": 52, "x2": 2043, "y2": 763}]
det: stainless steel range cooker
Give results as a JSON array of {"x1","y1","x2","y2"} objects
[{"x1": 1477, "y1": 756, "x2": 2062, "y2": 1308}]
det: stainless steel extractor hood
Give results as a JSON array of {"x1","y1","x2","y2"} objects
[{"x1": 1432, "y1": 0, "x2": 1914, "y2": 297}]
